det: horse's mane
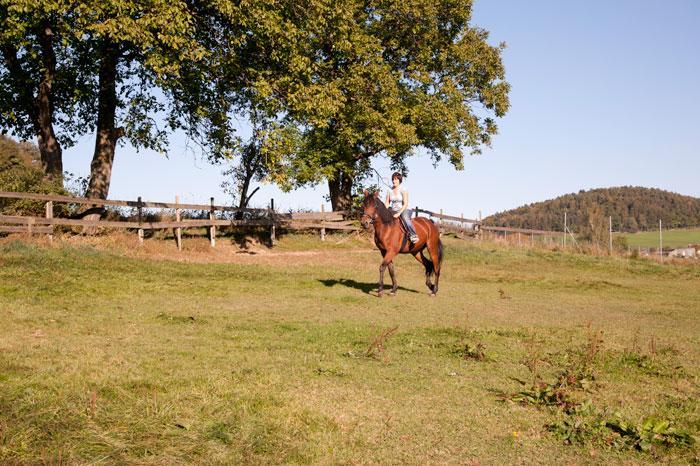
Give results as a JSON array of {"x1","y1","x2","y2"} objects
[{"x1": 374, "y1": 198, "x2": 396, "y2": 225}]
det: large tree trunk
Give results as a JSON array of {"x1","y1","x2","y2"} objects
[
  {"x1": 86, "y1": 40, "x2": 122, "y2": 199},
  {"x1": 35, "y1": 21, "x2": 63, "y2": 179},
  {"x1": 327, "y1": 169, "x2": 354, "y2": 212},
  {"x1": 2, "y1": 22, "x2": 63, "y2": 179}
]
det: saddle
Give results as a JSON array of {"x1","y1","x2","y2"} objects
[{"x1": 397, "y1": 217, "x2": 412, "y2": 252}]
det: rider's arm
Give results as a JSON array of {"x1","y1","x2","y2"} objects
[
  {"x1": 385, "y1": 193, "x2": 391, "y2": 209},
  {"x1": 402, "y1": 190, "x2": 409, "y2": 213}
]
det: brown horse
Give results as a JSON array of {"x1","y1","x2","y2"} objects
[{"x1": 360, "y1": 191, "x2": 443, "y2": 297}]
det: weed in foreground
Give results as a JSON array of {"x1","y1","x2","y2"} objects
[
  {"x1": 366, "y1": 326, "x2": 399, "y2": 361},
  {"x1": 504, "y1": 328, "x2": 603, "y2": 410},
  {"x1": 457, "y1": 342, "x2": 486, "y2": 362},
  {"x1": 504, "y1": 329, "x2": 696, "y2": 455},
  {"x1": 549, "y1": 408, "x2": 695, "y2": 453}
]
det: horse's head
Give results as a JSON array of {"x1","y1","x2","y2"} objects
[{"x1": 360, "y1": 190, "x2": 379, "y2": 229}]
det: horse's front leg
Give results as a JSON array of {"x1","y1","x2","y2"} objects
[
  {"x1": 378, "y1": 262, "x2": 387, "y2": 297},
  {"x1": 378, "y1": 250, "x2": 397, "y2": 297},
  {"x1": 387, "y1": 262, "x2": 397, "y2": 295}
]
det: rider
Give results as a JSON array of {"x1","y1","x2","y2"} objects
[{"x1": 386, "y1": 172, "x2": 419, "y2": 243}]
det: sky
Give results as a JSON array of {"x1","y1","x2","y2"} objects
[{"x1": 60, "y1": 0, "x2": 700, "y2": 219}]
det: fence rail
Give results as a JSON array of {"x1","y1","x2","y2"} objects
[
  {"x1": 0, "y1": 191, "x2": 358, "y2": 247},
  {"x1": 414, "y1": 206, "x2": 564, "y2": 238},
  {"x1": 0, "y1": 190, "x2": 262, "y2": 213},
  {"x1": 1, "y1": 190, "x2": 569, "y2": 247}
]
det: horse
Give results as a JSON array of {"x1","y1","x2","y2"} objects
[{"x1": 360, "y1": 191, "x2": 443, "y2": 297}]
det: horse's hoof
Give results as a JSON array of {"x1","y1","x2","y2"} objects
[
  {"x1": 429, "y1": 293, "x2": 436, "y2": 298},
  {"x1": 389, "y1": 291, "x2": 397, "y2": 297}
]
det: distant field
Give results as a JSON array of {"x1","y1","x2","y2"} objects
[
  {"x1": 620, "y1": 228, "x2": 700, "y2": 248},
  {"x1": 1, "y1": 234, "x2": 698, "y2": 464}
]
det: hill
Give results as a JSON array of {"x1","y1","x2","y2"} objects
[{"x1": 484, "y1": 187, "x2": 700, "y2": 233}]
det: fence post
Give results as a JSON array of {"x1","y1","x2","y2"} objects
[
  {"x1": 414, "y1": 206, "x2": 418, "y2": 218},
  {"x1": 137, "y1": 196, "x2": 144, "y2": 244},
  {"x1": 460, "y1": 213, "x2": 464, "y2": 235},
  {"x1": 609, "y1": 216, "x2": 612, "y2": 255},
  {"x1": 27, "y1": 216, "x2": 34, "y2": 236},
  {"x1": 209, "y1": 197, "x2": 216, "y2": 248},
  {"x1": 563, "y1": 211, "x2": 567, "y2": 248},
  {"x1": 478, "y1": 210, "x2": 482, "y2": 241},
  {"x1": 320, "y1": 204, "x2": 326, "y2": 241},
  {"x1": 659, "y1": 219, "x2": 663, "y2": 262},
  {"x1": 175, "y1": 195, "x2": 182, "y2": 251},
  {"x1": 517, "y1": 232, "x2": 521, "y2": 247},
  {"x1": 270, "y1": 198, "x2": 276, "y2": 246},
  {"x1": 45, "y1": 201, "x2": 53, "y2": 243}
]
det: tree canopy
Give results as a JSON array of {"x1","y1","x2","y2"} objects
[
  {"x1": 1, "y1": 0, "x2": 203, "y2": 197},
  {"x1": 2, "y1": 0, "x2": 509, "y2": 207},
  {"x1": 257, "y1": 0, "x2": 511, "y2": 209}
]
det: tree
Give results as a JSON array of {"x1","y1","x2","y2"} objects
[
  {"x1": 78, "y1": 0, "x2": 203, "y2": 199},
  {"x1": 1, "y1": 0, "x2": 203, "y2": 198},
  {"x1": 0, "y1": 0, "x2": 90, "y2": 180},
  {"x1": 257, "y1": 0, "x2": 510, "y2": 210},
  {"x1": 221, "y1": 111, "x2": 284, "y2": 215}
]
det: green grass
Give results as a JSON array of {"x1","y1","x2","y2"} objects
[
  {"x1": 620, "y1": 228, "x2": 700, "y2": 249},
  {"x1": 1, "y1": 236, "x2": 698, "y2": 464}
]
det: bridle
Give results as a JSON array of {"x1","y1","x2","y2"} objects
[{"x1": 361, "y1": 199, "x2": 378, "y2": 228}]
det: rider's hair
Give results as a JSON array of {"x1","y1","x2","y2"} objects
[{"x1": 391, "y1": 172, "x2": 403, "y2": 183}]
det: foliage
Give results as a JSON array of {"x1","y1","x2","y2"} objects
[
  {"x1": 605, "y1": 415, "x2": 695, "y2": 451},
  {"x1": 548, "y1": 408, "x2": 695, "y2": 452},
  {"x1": 547, "y1": 401, "x2": 606, "y2": 445},
  {"x1": 0, "y1": 135, "x2": 67, "y2": 215},
  {"x1": 506, "y1": 329, "x2": 602, "y2": 410},
  {"x1": 1, "y1": 0, "x2": 205, "y2": 194},
  {"x1": 456, "y1": 342, "x2": 486, "y2": 361},
  {"x1": 196, "y1": 0, "x2": 511, "y2": 209},
  {"x1": 485, "y1": 187, "x2": 700, "y2": 233}
]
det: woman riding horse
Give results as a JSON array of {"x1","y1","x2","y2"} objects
[
  {"x1": 361, "y1": 185, "x2": 443, "y2": 297},
  {"x1": 386, "y1": 172, "x2": 419, "y2": 244}
]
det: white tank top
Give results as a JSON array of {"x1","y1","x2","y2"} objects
[{"x1": 389, "y1": 187, "x2": 407, "y2": 211}]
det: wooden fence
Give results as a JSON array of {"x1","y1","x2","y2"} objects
[
  {"x1": 1, "y1": 190, "x2": 567, "y2": 248},
  {"x1": 0, "y1": 191, "x2": 355, "y2": 248},
  {"x1": 413, "y1": 206, "x2": 565, "y2": 240}
]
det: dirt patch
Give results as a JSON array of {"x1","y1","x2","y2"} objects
[{"x1": 0, "y1": 232, "x2": 377, "y2": 266}]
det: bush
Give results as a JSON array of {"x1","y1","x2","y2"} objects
[{"x1": 0, "y1": 136, "x2": 70, "y2": 216}]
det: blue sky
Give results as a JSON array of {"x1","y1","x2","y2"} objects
[{"x1": 61, "y1": 0, "x2": 700, "y2": 218}]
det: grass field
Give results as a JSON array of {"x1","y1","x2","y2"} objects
[
  {"x1": 1, "y1": 234, "x2": 698, "y2": 464},
  {"x1": 621, "y1": 228, "x2": 700, "y2": 249}
]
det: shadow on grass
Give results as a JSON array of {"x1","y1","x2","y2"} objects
[{"x1": 318, "y1": 278, "x2": 420, "y2": 295}]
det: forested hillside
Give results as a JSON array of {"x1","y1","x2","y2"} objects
[{"x1": 484, "y1": 187, "x2": 700, "y2": 232}]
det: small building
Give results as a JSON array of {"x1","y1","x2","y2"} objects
[{"x1": 668, "y1": 247, "x2": 697, "y2": 258}]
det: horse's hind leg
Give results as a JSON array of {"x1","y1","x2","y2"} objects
[
  {"x1": 387, "y1": 262, "x2": 398, "y2": 295},
  {"x1": 412, "y1": 251, "x2": 434, "y2": 293},
  {"x1": 426, "y1": 240, "x2": 442, "y2": 296}
]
